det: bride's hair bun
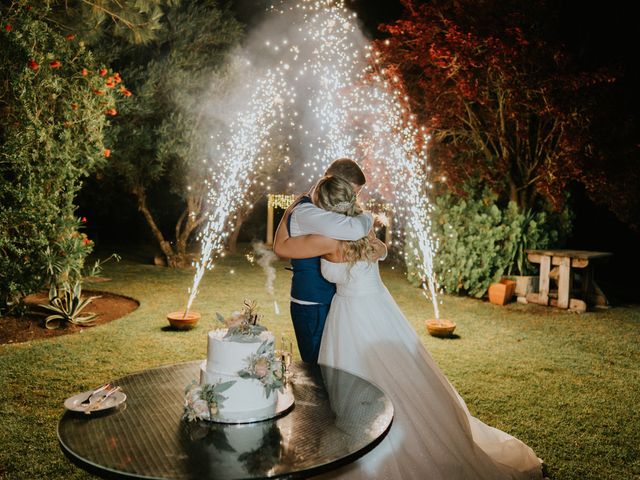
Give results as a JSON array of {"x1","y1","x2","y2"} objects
[{"x1": 313, "y1": 175, "x2": 360, "y2": 217}]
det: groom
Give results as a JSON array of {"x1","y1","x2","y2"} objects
[{"x1": 274, "y1": 158, "x2": 372, "y2": 364}]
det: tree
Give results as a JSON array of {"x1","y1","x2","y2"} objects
[
  {"x1": 44, "y1": 0, "x2": 179, "y2": 45},
  {"x1": 376, "y1": 0, "x2": 616, "y2": 212},
  {"x1": 96, "y1": 1, "x2": 243, "y2": 267},
  {"x1": 0, "y1": 3, "x2": 122, "y2": 310}
]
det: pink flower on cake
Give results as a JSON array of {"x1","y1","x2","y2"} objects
[
  {"x1": 193, "y1": 399, "x2": 210, "y2": 417},
  {"x1": 182, "y1": 380, "x2": 236, "y2": 422},
  {"x1": 254, "y1": 357, "x2": 270, "y2": 378},
  {"x1": 226, "y1": 311, "x2": 245, "y2": 328}
]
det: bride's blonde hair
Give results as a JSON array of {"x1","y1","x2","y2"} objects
[{"x1": 312, "y1": 175, "x2": 374, "y2": 264}]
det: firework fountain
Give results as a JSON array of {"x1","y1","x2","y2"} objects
[{"x1": 184, "y1": 0, "x2": 440, "y2": 321}]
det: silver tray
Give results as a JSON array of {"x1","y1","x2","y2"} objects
[{"x1": 208, "y1": 386, "x2": 294, "y2": 424}]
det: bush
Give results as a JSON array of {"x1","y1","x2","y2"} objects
[
  {"x1": 41, "y1": 217, "x2": 95, "y2": 287},
  {"x1": 0, "y1": 4, "x2": 122, "y2": 312},
  {"x1": 406, "y1": 184, "x2": 571, "y2": 297}
]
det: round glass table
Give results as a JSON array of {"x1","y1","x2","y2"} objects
[{"x1": 58, "y1": 361, "x2": 394, "y2": 479}]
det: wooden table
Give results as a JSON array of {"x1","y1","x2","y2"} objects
[{"x1": 526, "y1": 249, "x2": 612, "y2": 312}]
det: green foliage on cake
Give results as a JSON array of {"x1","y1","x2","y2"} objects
[
  {"x1": 238, "y1": 340, "x2": 285, "y2": 399},
  {"x1": 183, "y1": 380, "x2": 236, "y2": 422}
]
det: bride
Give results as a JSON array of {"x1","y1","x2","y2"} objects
[{"x1": 274, "y1": 175, "x2": 544, "y2": 479}]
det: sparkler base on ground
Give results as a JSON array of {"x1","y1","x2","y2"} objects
[
  {"x1": 426, "y1": 319, "x2": 456, "y2": 338},
  {"x1": 167, "y1": 311, "x2": 201, "y2": 330}
]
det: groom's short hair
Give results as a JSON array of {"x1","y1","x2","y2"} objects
[{"x1": 325, "y1": 158, "x2": 366, "y2": 186}]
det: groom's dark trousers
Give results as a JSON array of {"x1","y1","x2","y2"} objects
[
  {"x1": 290, "y1": 303, "x2": 331, "y2": 364},
  {"x1": 287, "y1": 196, "x2": 336, "y2": 364}
]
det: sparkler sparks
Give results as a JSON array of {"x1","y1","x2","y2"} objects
[{"x1": 186, "y1": 0, "x2": 439, "y2": 319}]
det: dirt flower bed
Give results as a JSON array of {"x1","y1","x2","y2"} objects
[{"x1": 0, "y1": 290, "x2": 139, "y2": 345}]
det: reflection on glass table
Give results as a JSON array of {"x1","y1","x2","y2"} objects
[{"x1": 58, "y1": 361, "x2": 394, "y2": 479}]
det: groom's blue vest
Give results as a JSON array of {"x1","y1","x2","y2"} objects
[{"x1": 287, "y1": 196, "x2": 336, "y2": 304}]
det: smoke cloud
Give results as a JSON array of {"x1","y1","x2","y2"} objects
[
  {"x1": 186, "y1": 2, "x2": 439, "y2": 318},
  {"x1": 252, "y1": 240, "x2": 278, "y2": 294}
]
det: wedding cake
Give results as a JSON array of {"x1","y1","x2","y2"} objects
[{"x1": 184, "y1": 301, "x2": 286, "y2": 423}]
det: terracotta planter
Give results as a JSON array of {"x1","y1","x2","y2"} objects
[
  {"x1": 426, "y1": 319, "x2": 456, "y2": 338},
  {"x1": 488, "y1": 279, "x2": 516, "y2": 306},
  {"x1": 167, "y1": 311, "x2": 201, "y2": 330}
]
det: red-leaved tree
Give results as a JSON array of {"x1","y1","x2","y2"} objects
[{"x1": 375, "y1": 0, "x2": 620, "y2": 213}]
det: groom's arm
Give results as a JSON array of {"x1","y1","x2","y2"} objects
[
  {"x1": 273, "y1": 210, "x2": 338, "y2": 259},
  {"x1": 290, "y1": 203, "x2": 373, "y2": 240}
]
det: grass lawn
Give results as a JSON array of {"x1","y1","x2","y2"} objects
[{"x1": 1, "y1": 247, "x2": 638, "y2": 479}]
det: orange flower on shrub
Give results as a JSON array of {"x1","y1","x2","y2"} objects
[
  {"x1": 105, "y1": 108, "x2": 117, "y2": 116},
  {"x1": 113, "y1": 72, "x2": 122, "y2": 83},
  {"x1": 94, "y1": 90, "x2": 105, "y2": 96},
  {"x1": 119, "y1": 86, "x2": 132, "y2": 97},
  {"x1": 50, "y1": 60, "x2": 62, "y2": 69},
  {"x1": 71, "y1": 103, "x2": 78, "y2": 110},
  {"x1": 99, "y1": 68, "x2": 107, "y2": 77},
  {"x1": 65, "y1": 34, "x2": 75, "y2": 41},
  {"x1": 28, "y1": 59, "x2": 39, "y2": 71},
  {"x1": 105, "y1": 77, "x2": 115, "y2": 88},
  {"x1": 81, "y1": 68, "x2": 88, "y2": 76},
  {"x1": 4, "y1": 24, "x2": 11, "y2": 32},
  {"x1": 104, "y1": 149, "x2": 111, "y2": 157}
]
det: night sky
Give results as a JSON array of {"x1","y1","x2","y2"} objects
[
  {"x1": 352, "y1": 0, "x2": 637, "y2": 79},
  {"x1": 233, "y1": 1, "x2": 638, "y2": 100}
]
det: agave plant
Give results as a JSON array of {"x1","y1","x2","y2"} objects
[{"x1": 38, "y1": 282, "x2": 100, "y2": 329}]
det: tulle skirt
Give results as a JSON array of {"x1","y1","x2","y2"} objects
[{"x1": 316, "y1": 287, "x2": 543, "y2": 480}]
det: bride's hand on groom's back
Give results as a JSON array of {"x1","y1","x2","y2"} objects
[{"x1": 368, "y1": 230, "x2": 387, "y2": 261}]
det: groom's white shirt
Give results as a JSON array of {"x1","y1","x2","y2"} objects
[{"x1": 289, "y1": 202, "x2": 373, "y2": 305}]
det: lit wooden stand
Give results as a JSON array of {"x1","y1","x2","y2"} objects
[
  {"x1": 266, "y1": 194, "x2": 296, "y2": 246},
  {"x1": 525, "y1": 249, "x2": 612, "y2": 312}
]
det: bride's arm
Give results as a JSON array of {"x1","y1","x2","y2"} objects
[
  {"x1": 369, "y1": 229, "x2": 388, "y2": 261},
  {"x1": 273, "y1": 210, "x2": 338, "y2": 259}
]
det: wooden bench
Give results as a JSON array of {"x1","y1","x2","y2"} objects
[{"x1": 525, "y1": 249, "x2": 612, "y2": 312}]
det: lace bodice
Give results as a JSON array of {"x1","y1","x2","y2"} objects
[{"x1": 320, "y1": 259, "x2": 386, "y2": 297}]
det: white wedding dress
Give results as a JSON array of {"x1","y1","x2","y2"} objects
[{"x1": 316, "y1": 259, "x2": 543, "y2": 479}]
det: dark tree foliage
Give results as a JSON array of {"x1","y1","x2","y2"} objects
[
  {"x1": 44, "y1": 0, "x2": 180, "y2": 45},
  {"x1": 0, "y1": 3, "x2": 121, "y2": 311},
  {"x1": 95, "y1": 1, "x2": 244, "y2": 267},
  {"x1": 376, "y1": 0, "x2": 635, "y2": 223}
]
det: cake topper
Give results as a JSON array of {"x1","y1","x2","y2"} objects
[{"x1": 216, "y1": 299, "x2": 267, "y2": 342}]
